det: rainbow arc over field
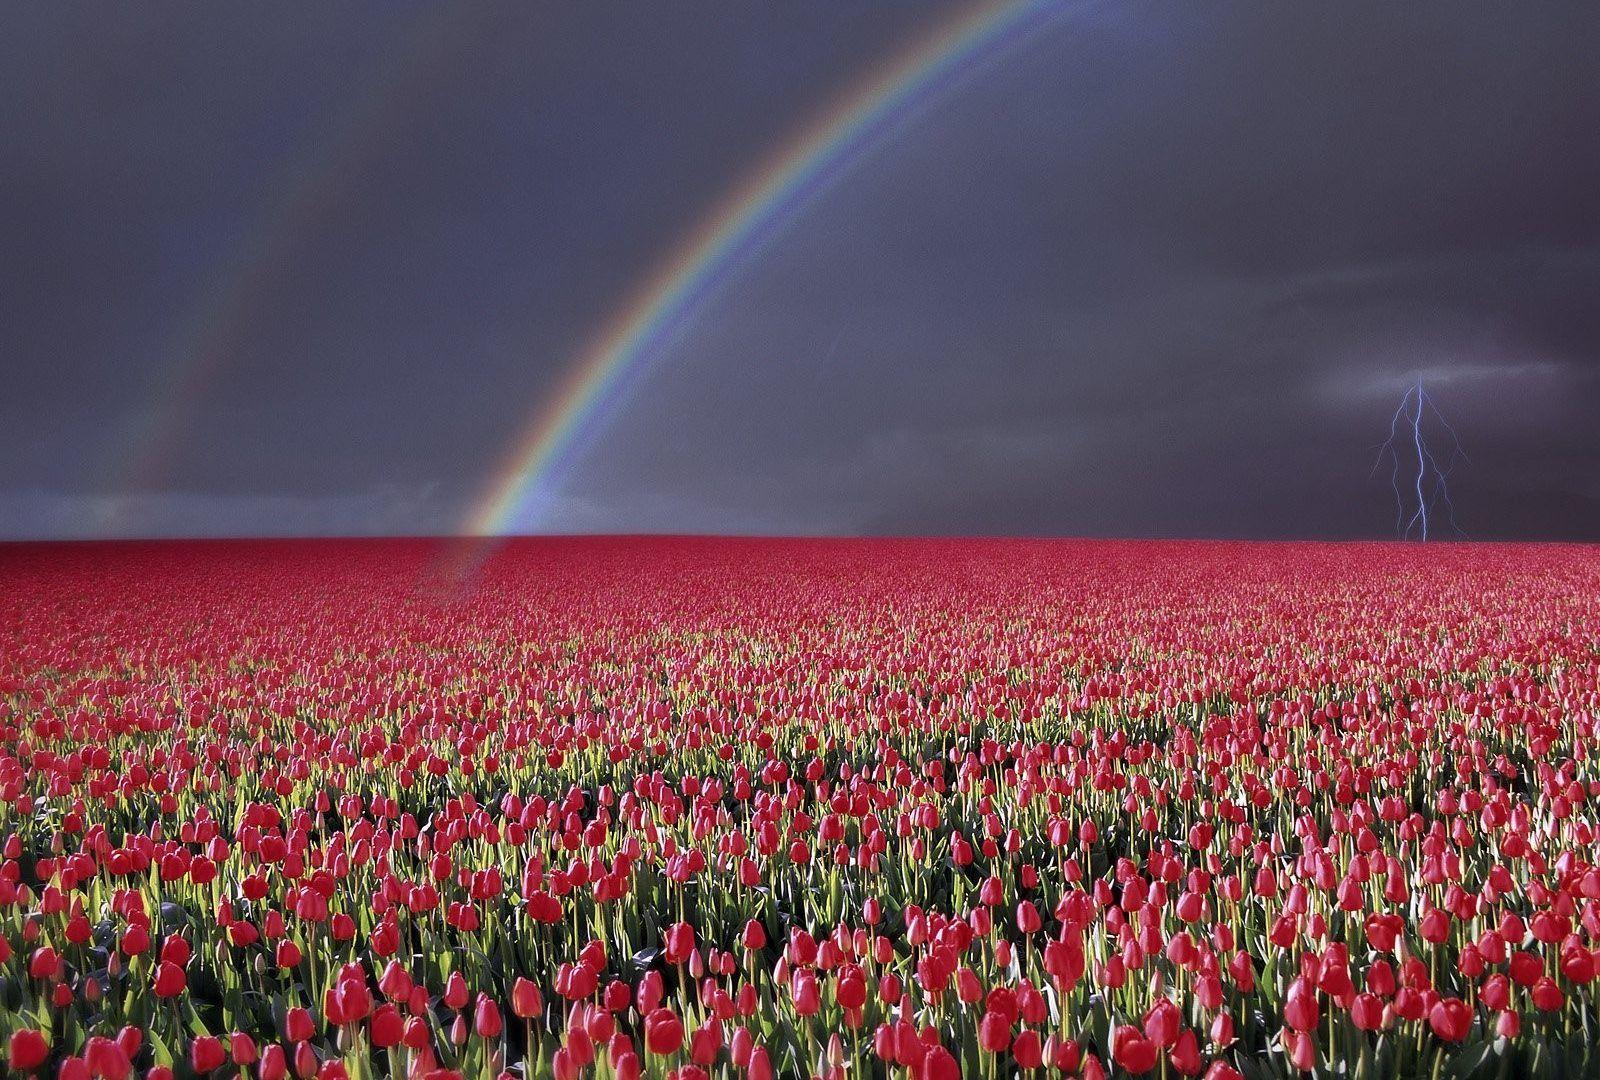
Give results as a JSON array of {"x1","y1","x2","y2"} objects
[{"x1": 461, "y1": 0, "x2": 1064, "y2": 541}]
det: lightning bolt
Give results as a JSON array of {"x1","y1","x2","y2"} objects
[{"x1": 1370, "y1": 381, "x2": 1468, "y2": 541}]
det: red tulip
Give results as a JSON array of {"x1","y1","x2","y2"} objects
[
  {"x1": 1144, "y1": 999, "x2": 1181, "y2": 1048},
  {"x1": 474, "y1": 994, "x2": 503, "y2": 1038},
  {"x1": 665, "y1": 922, "x2": 696, "y2": 965},
  {"x1": 1351, "y1": 993, "x2": 1386, "y2": 1031},
  {"x1": 259, "y1": 1045, "x2": 289, "y2": 1080},
  {"x1": 644, "y1": 1008, "x2": 684, "y2": 1055},
  {"x1": 190, "y1": 1035, "x2": 226, "y2": 1074},
  {"x1": 229, "y1": 1032, "x2": 257, "y2": 1066},
  {"x1": 1283, "y1": 978, "x2": 1319, "y2": 1032},
  {"x1": 688, "y1": 1022, "x2": 722, "y2": 1065},
  {"x1": 28, "y1": 947, "x2": 60, "y2": 980},
  {"x1": 8, "y1": 1029, "x2": 49, "y2": 1071},
  {"x1": 792, "y1": 971, "x2": 821, "y2": 1015},
  {"x1": 1429, "y1": 998, "x2": 1472, "y2": 1042},
  {"x1": 1169, "y1": 1029, "x2": 1203, "y2": 1076},
  {"x1": 1209, "y1": 1011, "x2": 1236, "y2": 1047},
  {"x1": 120, "y1": 924, "x2": 150, "y2": 956},
  {"x1": 1532, "y1": 978, "x2": 1565, "y2": 1012},
  {"x1": 1509, "y1": 952, "x2": 1542, "y2": 986},
  {"x1": 152, "y1": 960, "x2": 187, "y2": 998},
  {"x1": 1013, "y1": 1029, "x2": 1043, "y2": 1069},
  {"x1": 916, "y1": 1046, "x2": 962, "y2": 1080},
  {"x1": 444, "y1": 972, "x2": 470, "y2": 1009},
  {"x1": 836, "y1": 969, "x2": 867, "y2": 1009},
  {"x1": 371, "y1": 1003, "x2": 404, "y2": 1048},
  {"x1": 274, "y1": 940, "x2": 302, "y2": 969},
  {"x1": 511, "y1": 977, "x2": 543, "y2": 1018},
  {"x1": 379, "y1": 960, "x2": 413, "y2": 1001},
  {"x1": 1111, "y1": 1026, "x2": 1157, "y2": 1075},
  {"x1": 285, "y1": 1006, "x2": 315, "y2": 1042},
  {"x1": 741, "y1": 919, "x2": 767, "y2": 951},
  {"x1": 978, "y1": 1010, "x2": 1011, "y2": 1053},
  {"x1": 1284, "y1": 1030, "x2": 1318, "y2": 1072}
]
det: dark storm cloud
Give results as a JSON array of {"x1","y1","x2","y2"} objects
[{"x1": 2, "y1": 1, "x2": 1597, "y2": 539}]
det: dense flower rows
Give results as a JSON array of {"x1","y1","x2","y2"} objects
[{"x1": 2, "y1": 537, "x2": 1599, "y2": 1079}]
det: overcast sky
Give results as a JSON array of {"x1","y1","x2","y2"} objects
[{"x1": 4, "y1": 1, "x2": 1598, "y2": 540}]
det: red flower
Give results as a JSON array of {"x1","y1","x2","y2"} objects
[
  {"x1": 371, "y1": 1003, "x2": 404, "y2": 1048},
  {"x1": 741, "y1": 919, "x2": 767, "y2": 951},
  {"x1": 1169, "y1": 1030, "x2": 1203, "y2": 1077},
  {"x1": 153, "y1": 960, "x2": 187, "y2": 998},
  {"x1": 1428, "y1": 998, "x2": 1472, "y2": 1042},
  {"x1": 1284, "y1": 1030, "x2": 1318, "y2": 1072},
  {"x1": 1419, "y1": 908, "x2": 1450, "y2": 943},
  {"x1": 474, "y1": 994, "x2": 503, "y2": 1038},
  {"x1": 27, "y1": 946, "x2": 60, "y2": 980},
  {"x1": 85, "y1": 1036, "x2": 131, "y2": 1080},
  {"x1": 511, "y1": 977, "x2": 543, "y2": 1018},
  {"x1": 836, "y1": 969, "x2": 867, "y2": 1009},
  {"x1": 285, "y1": 1006, "x2": 316, "y2": 1042},
  {"x1": 160, "y1": 936, "x2": 192, "y2": 966},
  {"x1": 120, "y1": 923, "x2": 150, "y2": 956},
  {"x1": 8, "y1": 1029, "x2": 49, "y2": 1071},
  {"x1": 333, "y1": 975, "x2": 372, "y2": 1022},
  {"x1": 1532, "y1": 978, "x2": 1565, "y2": 1012},
  {"x1": 665, "y1": 922, "x2": 696, "y2": 965},
  {"x1": 916, "y1": 1045, "x2": 962, "y2": 1080},
  {"x1": 1111, "y1": 1026, "x2": 1157, "y2": 1075},
  {"x1": 1283, "y1": 978, "x2": 1319, "y2": 1032},
  {"x1": 689, "y1": 1023, "x2": 722, "y2": 1065},
  {"x1": 1144, "y1": 999, "x2": 1181, "y2": 1048},
  {"x1": 379, "y1": 961, "x2": 413, "y2": 1001},
  {"x1": 556, "y1": 961, "x2": 597, "y2": 1000},
  {"x1": 190, "y1": 1035, "x2": 226, "y2": 1074},
  {"x1": 1531, "y1": 911, "x2": 1569, "y2": 944},
  {"x1": 644, "y1": 1008, "x2": 684, "y2": 1055},
  {"x1": 1013, "y1": 1029, "x2": 1042, "y2": 1069},
  {"x1": 1351, "y1": 993, "x2": 1386, "y2": 1031},
  {"x1": 229, "y1": 1032, "x2": 257, "y2": 1066},
  {"x1": 791, "y1": 971, "x2": 821, "y2": 1016},
  {"x1": 1509, "y1": 952, "x2": 1542, "y2": 986},
  {"x1": 1209, "y1": 1011, "x2": 1236, "y2": 1048},
  {"x1": 259, "y1": 1046, "x2": 289, "y2": 1080},
  {"x1": 1562, "y1": 947, "x2": 1596, "y2": 984},
  {"x1": 978, "y1": 1010, "x2": 1011, "y2": 1053}
]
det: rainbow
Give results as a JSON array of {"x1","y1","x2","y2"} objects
[
  {"x1": 463, "y1": 0, "x2": 1063, "y2": 537},
  {"x1": 98, "y1": 5, "x2": 473, "y2": 535}
]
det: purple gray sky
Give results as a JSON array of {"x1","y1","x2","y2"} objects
[{"x1": 4, "y1": 1, "x2": 1598, "y2": 540}]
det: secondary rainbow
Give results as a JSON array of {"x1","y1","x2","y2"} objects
[
  {"x1": 98, "y1": 6, "x2": 472, "y2": 535},
  {"x1": 464, "y1": 0, "x2": 1062, "y2": 537}
]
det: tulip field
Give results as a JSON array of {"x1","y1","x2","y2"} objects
[{"x1": 4, "y1": 537, "x2": 1600, "y2": 1080}]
